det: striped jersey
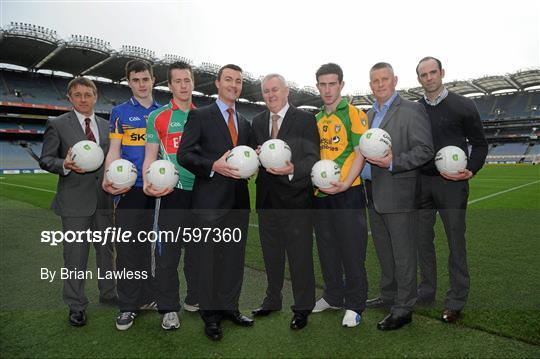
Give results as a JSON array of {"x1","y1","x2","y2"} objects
[
  {"x1": 316, "y1": 98, "x2": 369, "y2": 191},
  {"x1": 146, "y1": 100, "x2": 195, "y2": 191},
  {"x1": 109, "y1": 97, "x2": 161, "y2": 187}
]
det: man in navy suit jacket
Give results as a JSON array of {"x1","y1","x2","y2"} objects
[{"x1": 177, "y1": 64, "x2": 253, "y2": 341}]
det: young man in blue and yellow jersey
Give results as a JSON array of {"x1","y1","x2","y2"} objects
[
  {"x1": 142, "y1": 61, "x2": 198, "y2": 331},
  {"x1": 102, "y1": 60, "x2": 161, "y2": 331},
  {"x1": 311, "y1": 63, "x2": 370, "y2": 328}
]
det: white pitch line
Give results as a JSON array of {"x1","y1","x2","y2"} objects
[
  {"x1": 468, "y1": 179, "x2": 540, "y2": 205},
  {"x1": 0, "y1": 182, "x2": 56, "y2": 193}
]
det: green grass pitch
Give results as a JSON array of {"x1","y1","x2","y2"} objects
[{"x1": 0, "y1": 164, "x2": 539, "y2": 358}]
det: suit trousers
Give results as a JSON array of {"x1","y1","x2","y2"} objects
[
  {"x1": 258, "y1": 199, "x2": 315, "y2": 312},
  {"x1": 196, "y1": 207, "x2": 249, "y2": 324},
  {"x1": 115, "y1": 187, "x2": 156, "y2": 312},
  {"x1": 417, "y1": 174, "x2": 469, "y2": 311},
  {"x1": 155, "y1": 188, "x2": 198, "y2": 313},
  {"x1": 61, "y1": 212, "x2": 115, "y2": 311},
  {"x1": 366, "y1": 180, "x2": 417, "y2": 316},
  {"x1": 314, "y1": 185, "x2": 369, "y2": 312}
]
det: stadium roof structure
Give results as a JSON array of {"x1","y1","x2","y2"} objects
[{"x1": 2, "y1": 22, "x2": 540, "y2": 108}]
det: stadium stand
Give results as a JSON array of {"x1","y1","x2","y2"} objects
[
  {"x1": 1, "y1": 22, "x2": 540, "y2": 171},
  {"x1": 489, "y1": 143, "x2": 529, "y2": 156},
  {"x1": 0, "y1": 141, "x2": 40, "y2": 169}
]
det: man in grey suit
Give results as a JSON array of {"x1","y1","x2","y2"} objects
[
  {"x1": 39, "y1": 77, "x2": 116, "y2": 327},
  {"x1": 361, "y1": 62, "x2": 433, "y2": 330}
]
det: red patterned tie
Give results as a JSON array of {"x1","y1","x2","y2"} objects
[
  {"x1": 85, "y1": 118, "x2": 96, "y2": 142},
  {"x1": 227, "y1": 108, "x2": 238, "y2": 146}
]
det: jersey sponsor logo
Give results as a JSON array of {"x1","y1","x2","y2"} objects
[
  {"x1": 320, "y1": 138, "x2": 340, "y2": 152},
  {"x1": 332, "y1": 136, "x2": 340, "y2": 143},
  {"x1": 121, "y1": 127, "x2": 147, "y2": 146},
  {"x1": 130, "y1": 133, "x2": 146, "y2": 141},
  {"x1": 164, "y1": 132, "x2": 183, "y2": 153}
]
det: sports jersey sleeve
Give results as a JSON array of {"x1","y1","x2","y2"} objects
[
  {"x1": 146, "y1": 109, "x2": 159, "y2": 144},
  {"x1": 109, "y1": 107, "x2": 123, "y2": 139},
  {"x1": 350, "y1": 106, "x2": 369, "y2": 147}
]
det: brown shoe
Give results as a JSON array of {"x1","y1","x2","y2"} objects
[{"x1": 441, "y1": 309, "x2": 460, "y2": 323}]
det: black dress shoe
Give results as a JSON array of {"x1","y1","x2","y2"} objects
[
  {"x1": 366, "y1": 297, "x2": 394, "y2": 309},
  {"x1": 69, "y1": 310, "x2": 86, "y2": 327},
  {"x1": 377, "y1": 312, "x2": 412, "y2": 331},
  {"x1": 204, "y1": 322, "x2": 223, "y2": 341},
  {"x1": 223, "y1": 310, "x2": 254, "y2": 327},
  {"x1": 99, "y1": 296, "x2": 118, "y2": 305},
  {"x1": 290, "y1": 312, "x2": 308, "y2": 330},
  {"x1": 252, "y1": 307, "x2": 276, "y2": 317},
  {"x1": 441, "y1": 309, "x2": 460, "y2": 323}
]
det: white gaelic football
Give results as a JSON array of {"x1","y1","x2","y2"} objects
[
  {"x1": 226, "y1": 145, "x2": 259, "y2": 179},
  {"x1": 435, "y1": 146, "x2": 467, "y2": 174},
  {"x1": 105, "y1": 159, "x2": 137, "y2": 188},
  {"x1": 358, "y1": 128, "x2": 392, "y2": 158},
  {"x1": 259, "y1": 139, "x2": 292, "y2": 169},
  {"x1": 71, "y1": 140, "x2": 104, "y2": 172},
  {"x1": 311, "y1": 159, "x2": 341, "y2": 189},
  {"x1": 146, "y1": 160, "x2": 179, "y2": 190}
]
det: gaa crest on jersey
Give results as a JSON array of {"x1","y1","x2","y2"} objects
[{"x1": 335, "y1": 125, "x2": 341, "y2": 132}]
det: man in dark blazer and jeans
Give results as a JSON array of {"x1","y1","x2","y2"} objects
[
  {"x1": 250, "y1": 73, "x2": 319, "y2": 330},
  {"x1": 177, "y1": 64, "x2": 253, "y2": 341},
  {"x1": 39, "y1": 77, "x2": 116, "y2": 327}
]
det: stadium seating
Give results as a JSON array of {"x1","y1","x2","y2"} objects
[
  {"x1": 488, "y1": 143, "x2": 529, "y2": 156},
  {"x1": 0, "y1": 122, "x2": 18, "y2": 129},
  {"x1": 0, "y1": 141, "x2": 40, "y2": 169},
  {"x1": 21, "y1": 123, "x2": 46, "y2": 131}
]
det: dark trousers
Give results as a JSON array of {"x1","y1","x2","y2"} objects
[
  {"x1": 197, "y1": 207, "x2": 249, "y2": 324},
  {"x1": 155, "y1": 189, "x2": 198, "y2": 313},
  {"x1": 115, "y1": 187, "x2": 156, "y2": 312},
  {"x1": 61, "y1": 211, "x2": 115, "y2": 311},
  {"x1": 258, "y1": 199, "x2": 315, "y2": 312},
  {"x1": 417, "y1": 174, "x2": 469, "y2": 311},
  {"x1": 314, "y1": 185, "x2": 369, "y2": 313},
  {"x1": 366, "y1": 180, "x2": 417, "y2": 316}
]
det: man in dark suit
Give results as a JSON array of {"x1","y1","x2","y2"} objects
[
  {"x1": 249, "y1": 74, "x2": 319, "y2": 329},
  {"x1": 177, "y1": 64, "x2": 253, "y2": 341},
  {"x1": 39, "y1": 77, "x2": 115, "y2": 327},
  {"x1": 415, "y1": 56, "x2": 488, "y2": 323},
  {"x1": 362, "y1": 62, "x2": 433, "y2": 330}
]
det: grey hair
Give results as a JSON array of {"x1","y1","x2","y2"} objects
[
  {"x1": 370, "y1": 62, "x2": 394, "y2": 75},
  {"x1": 261, "y1": 73, "x2": 287, "y2": 91}
]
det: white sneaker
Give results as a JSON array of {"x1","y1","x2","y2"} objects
[
  {"x1": 183, "y1": 302, "x2": 199, "y2": 312},
  {"x1": 312, "y1": 298, "x2": 341, "y2": 313},
  {"x1": 342, "y1": 309, "x2": 362, "y2": 327},
  {"x1": 140, "y1": 301, "x2": 158, "y2": 311},
  {"x1": 161, "y1": 312, "x2": 180, "y2": 330}
]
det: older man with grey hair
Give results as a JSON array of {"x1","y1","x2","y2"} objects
[{"x1": 249, "y1": 73, "x2": 320, "y2": 330}]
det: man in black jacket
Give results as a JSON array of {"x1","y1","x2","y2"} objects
[
  {"x1": 250, "y1": 73, "x2": 319, "y2": 330},
  {"x1": 415, "y1": 56, "x2": 488, "y2": 323},
  {"x1": 177, "y1": 64, "x2": 253, "y2": 341}
]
